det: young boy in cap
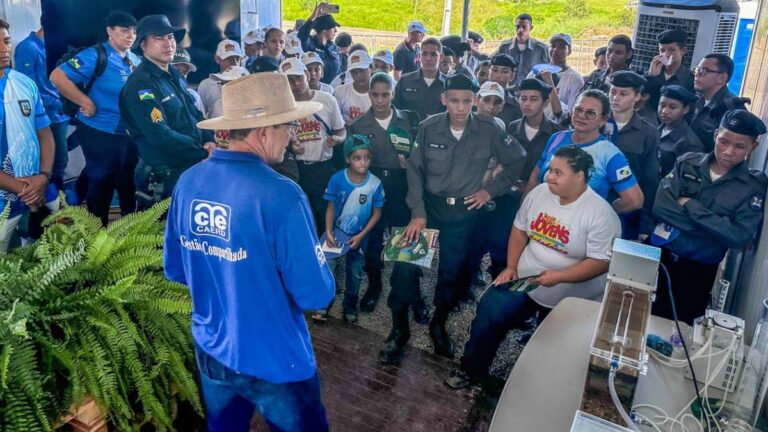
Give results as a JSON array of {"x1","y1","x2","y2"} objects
[
  {"x1": 608, "y1": 70, "x2": 659, "y2": 240},
  {"x1": 333, "y1": 50, "x2": 373, "y2": 125},
  {"x1": 651, "y1": 109, "x2": 767, "y2": 324},
  {"x1": 284, "y1": 32, "x2": 304, "y2": 58},
  {"x1": 302, "y1": 51, "x2": 334, "y2": 93},
  {"x1": 657, "y1": 84, "x2": 705, "y2": 176},
  {"x1": 440, "y1": 47, "x2": 455, "y2": 75},
  {"x1": 648, "y1": 29, "x2": 694, "y2": 93},
  {"x1": 441, "y1": 35, "x2": 474, "y2": 79},
  {"x1": 198, "y1": 39, "x2": 244, "y2": 118},
  {"x1": 394, "y1": 20, "x2": 428, "y2": 79},
  {"x1": 242, "y1": 28, "x2": 265, "y2": 67},
  {"x1": 335, "y1": 32, "x2": 353, "y2": 73},
  {"x1": 489, "y1": 53, "x2": 522, "y2": 126},
  {"x1": 475, "y1": 81, "x2": 506, "y2": 122},
  {"x1": 466, "y1": 31, "x2": 488, "y2": 74},
  {"x1": 372, "y1": 49, "x2": 395, "y2": 77},
  {"x1": 323, "y1": 135, "x2": 385, "y2": 323},
  {"x1": 534, "y1": 33, "x2": 584, "y2": 107},
  {"x1": 281, "y1": 57, "x2": 346, "y2": 232}
]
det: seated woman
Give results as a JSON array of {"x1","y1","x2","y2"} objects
[{"x1": 446, "y1": 145, "x2": 622, "y2": 389}]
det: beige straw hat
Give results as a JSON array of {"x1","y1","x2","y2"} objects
[{"x1": 197, "y1": 72, "x2": 322, "y2": 130}]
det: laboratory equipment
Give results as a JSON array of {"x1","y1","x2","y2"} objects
[
  {"x1": 684, "y1": 310, "x2": 745, "y2": 393},
  {"x1": 580, "y1": 239, "x2": 661, "y2": 427}
]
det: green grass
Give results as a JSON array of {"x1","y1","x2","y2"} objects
[{"x1": 284, "y1": 0, "x2": 635, "y2": 40}]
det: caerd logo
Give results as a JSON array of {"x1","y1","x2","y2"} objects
[{"x1": 191, "y1": 200, "x2": 231, "y2": 241}]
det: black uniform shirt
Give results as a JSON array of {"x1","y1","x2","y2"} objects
[
  {"x1": 691, "y1": 86, "x2": 747, "y2": 152},
  {"x1": 393, "y1": 69, "x2": 446, "y2": 120}
]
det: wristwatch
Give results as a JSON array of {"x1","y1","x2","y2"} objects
[{"x1": 39, "y1": 170, "x2": 52, "y2": 182}]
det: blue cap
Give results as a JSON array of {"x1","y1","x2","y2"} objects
[
  {"x1": 134, "y1": 15, "x2": 185, "y2": 49},
  {"x1": 550, "y1": 33, "x2": 572, "y2": 46},
  {"x1": 407, "y1": 20, "x2": 428, "y2": 34},
  {"x1": 372, "y1": 49, "x2": 394, "y2": 66}
]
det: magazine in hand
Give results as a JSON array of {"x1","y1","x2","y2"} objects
[
  {"x1": 320, "y1": 228, "x2": 350, "y2": 260},
  {"x1": 495, "y1": 276, "x2": 540, "y2": 293},
  {"x1": 383, "y1": 227, "x2": 439, "y2": 268}
]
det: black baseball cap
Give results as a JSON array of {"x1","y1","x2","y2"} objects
[{"x1": 314, "y1": 15, "x2": 340, "y2": 31}]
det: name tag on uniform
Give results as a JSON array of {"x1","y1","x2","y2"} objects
[
  {"x1": 405, "y1": 87, "x2": 418, "y2": 93},
  {"x1": 161, "y1": 94, "x2": 175, "y2": 103},
  {"x1": 683, "y1": 172, "x2": 701, "y2": 182},
  {"x1": 428, "y1": 143, "x2": 446, "y2": 150},
  {"x1": 651, "y1": 222, "x2": 680, "y2": 246}
]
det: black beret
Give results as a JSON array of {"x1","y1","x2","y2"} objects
[
  {"x1": 314, "y1": 15, "x2": 340, "y2": 31},
  {"x1": 519, "y1": 78, "x2": 553, "y2": 97},
  {"x1": 440, "y1": 35, "x2": 470, "y2": 56},
  {"x1": 248, "y1": 56, "x2": 280, "y2": 73},
  {"x1": 442, "y1": 46, "x2": 455, "y2": 57},
  {"x1": 659, "y1": 84, "x2": 696, "y2": 105},
  {"x1": 610, "y1": 70, "x2": 647, "y2": 88},
  {"x1": 468, "y1": 31, "x2": 484, "y2": 44},
  {"x1": 491, "y1": 53, "x2": 518, "y2": 69},
  {"x1": 720, "y1": 109, "x2": 767, "y2": 138},
  {"x1": 444, "y1": 73, "x2": 479, "y2": 92},
  {"x1": 657, "y1": 29, "x2": 687, "y2": 45}
]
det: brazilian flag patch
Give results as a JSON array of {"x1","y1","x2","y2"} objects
[
  {"x1": 67, "y1": 58, "x2": 81, "y2": 69},
  {"x1": 138, "y1": 89, "x2": 155, "y2": 101}
]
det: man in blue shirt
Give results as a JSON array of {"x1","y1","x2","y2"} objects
[
  {"x1": 0, "y1": 19, "x2": 58, "y2": 251},
  {"x1": 14, "y1": 26, "x2": 68, "y2": 189},
  {"x1": 164, "y1": 72, "x2": 334, "y2": 431}
]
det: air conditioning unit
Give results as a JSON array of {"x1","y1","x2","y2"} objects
[{"x1": 632, "y1": 0, "x2": 740, "y2": 75}]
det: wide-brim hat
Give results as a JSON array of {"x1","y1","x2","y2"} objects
[
  {"x1": 198, "y1": 73, "x2": 322, "y2": 130},
  {"x1": 134, "y1": 15, "x2": 186, "y2": 49}
]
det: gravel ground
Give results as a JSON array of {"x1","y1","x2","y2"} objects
[{"x1": 324, "y1": 254, "x2": 526, "y2": 381}]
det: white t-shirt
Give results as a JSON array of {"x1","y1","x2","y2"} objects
[
  {"x1": 333, "y1": 83, "x2": 372, "y2": 125},
  {"x1": 450, "y1": 128, "x2": 464, "y2": 140},
  {"x1": 517, "y1": 43, "x2": 528, "y2": 51},
  {"x1": 330, "y1": 71, "x2": 353, "y2": 88},
  {"x1": 424, "y1": 77, "x2": 435, "y2": 87},
  {"x1": 526, "y1": 67, "x2": 584, "y2": 111},
  {"x1": 197, "y1": 77, "x2": 222, "y2": 119},
  {"x1": 295, "y1": 91, "x2": 345, "y2": 162},
  {"x1": 615, "y1": 121, "x2": 629, "y2": 131},
  {"x1": 514, "y1": 183, "x2": 622, "y2": 308},
  {"x1": 318, "y1": 82, "x2": 335, "y2": 94},
  {"x1": 710, "y1": 168, "x2": 723, "y2": 182},
  {"x1": 524, "y1": 123, "x2": 539, "y2": 141},
  {"x1": 374, "y1": 111, "x2": 394, "y2": 130}
]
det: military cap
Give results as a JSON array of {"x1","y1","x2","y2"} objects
[
  {"x1": 660, "y1": 84, "x2": 697, "y2": 105},
  {"x1": 443, "y1": 46, "x2": 455, "y2": 57},
  {"x1": 441, "y1": 35, "x2": 470, "y2": 56},
  {"x1": 657, "y1": 29, "x2": 688, "y2": 45},
  {"x1": 720, "y1": 109, "x2": 767, "y2": 138},
  {"x1": 519, "y1": 78, "x2": 553, "y2": 98},
  {"x1": 444, "y1": 73, "x2": 479, "y2": 92},
  {"x1": 610, "y1": 70, "x2": 647, "y2": 88},
  {"x1": 468, "y1": 31, "x2": 484, "y2": 44},
  {"x1": 491, "y1": 53, "x2": 518, "y2": 69}
]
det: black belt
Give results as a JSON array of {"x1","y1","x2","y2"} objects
[{"x1": 371, "y1": 167, "x2": 406, "y2": 178}]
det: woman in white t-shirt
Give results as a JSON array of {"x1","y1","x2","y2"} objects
[{"x1": 446, "y1": 145, "x2": 621, "y2": 389}]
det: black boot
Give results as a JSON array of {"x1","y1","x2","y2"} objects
[
  {"x1": 360, "y1": 269, "x2": 382, "y2": 313},
  {"x1": 429, "y1": 310, "x2": 454, "y2": 359},
  {"x1": 379, "y1": 309, "x2": 411, "y2": 366}
]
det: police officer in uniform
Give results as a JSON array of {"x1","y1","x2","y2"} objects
[
  {"x1": 349, "y1": 72, "x2": 422, "y2": 314},
  {"x1": 120, "y1": 15, "x2": 213, "y2": 208},
  {"x1": 379, "y1": 74, "x2": 526, "y2": 365},
  {"x1": 608, "y1": 71, "x2": 659, "y2": 240},
  {"x1": 651, "y1": 109, "x2": 767, "y2": 324},
  {"x1": 657, "y1": 85, "x2": 704, "y2": 177},
  {"x1": 691, "y1": 54, "x2": 748, "y2": 152},
  {"x1": 393, "y1": 37, "x2": 447, "y2": 120}
]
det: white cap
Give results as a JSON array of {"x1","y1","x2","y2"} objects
[
  {"x1": 285, "y1": 33, "x2": 303, "y2": 55},
  {"x1": 216, "y1": 39, "x2": 245, "y2": 59},
  {"x1": 211, "y1": 66, "x2": 250, "y2": 82},
  {"x1": 242, "y1": 29, "x2": 265, "y2": 45},
  {"x1": 280, "y1": 58, "x2": 307, "y2": 76},
  {"x1": 347, "y1": 50, "x2": 372, "y2": 71},
  {"x1": 302, "y1": 51, "x2": 324, "y2": 66},
  {"x1": 407, "y1": 20, "x2": 429, "y2": 34},
  {"x1": 478, "y1": 81, "x2": 505, "y2": 100},
  {"x1": 372, "y1": 49, "x2": 394, "y2": 66}
]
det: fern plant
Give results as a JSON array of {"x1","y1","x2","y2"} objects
[{"x1": 0, "y1": 199, "x2": 201, "y2": 432}]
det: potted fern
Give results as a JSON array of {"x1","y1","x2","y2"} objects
[{"x1": 0, "y1": 199, "x2": 201, "y2": 431}]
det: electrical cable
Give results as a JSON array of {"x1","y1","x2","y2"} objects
[{"x1": 660, "y1": 261, "x2": 710, "y2": 432}]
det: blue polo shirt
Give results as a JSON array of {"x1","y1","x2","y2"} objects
[
  {"x1": 0, "y1": 69, "x2": 57, "y2": 217},
  {"x1": 536, "y1": 130, "x2": 638, "y2": 199},
  {"x1": 14, "y1": 32, "x2": 69, "y2": 124},
  {"x1": 58, "y1": 42, "x2": 140, "y2": 134},
  {"x1": 164, "y1": 150, "x2": 335, "y2": 383}
]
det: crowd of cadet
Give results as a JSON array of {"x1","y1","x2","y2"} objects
[{"x1": 0, "y1": 6, "x2": 766, "y2": 429}]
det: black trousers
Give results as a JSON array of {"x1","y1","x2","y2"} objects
[
  {"x1": 388, "y1": 194, "x2": 480, "y2": 314},
  {"x1": 365, "y1": 168, "x2": 411, "y2": 272},
  {"x1": 76, "y1": 121, "x2": 138, "y2": 225},
  {"x1": 297, "y1": 160, "x2": 335, "y2": 234},
  {"x1": 652, "y1": 247, "x2": 719, "y2": 325}
]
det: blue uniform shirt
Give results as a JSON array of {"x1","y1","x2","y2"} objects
[
  {"x1": 14, "y1": 32, "x2": 69, "y2": 124},
  {"x1": 164, "y1": 150, "x2": 335, "y2": 383},
  {"x1": 0, "y1": 69, "x2": 56, "y2": 217},
  {"x1": 58, "y1": 42, "x2": 140, "y2": 134},
  {"x1": 324, "y1": 169, "x2": 385, "y2": 237},
  {"x1": 537, "y1": 130, "x2": 638, "y2": 199}
]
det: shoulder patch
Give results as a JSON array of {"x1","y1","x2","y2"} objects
[
  {"x1": 138, "y1": 89, "x2": 155, "y2": 101},
  {"x1": 150, "y1": 107, "x2": 164, "y2": 124},
  {"x1": 616, "y1": 166, "x2": 633, "y2": 181},
  {"x1": 749, "y1": 195, "x2": 764, "y2": 212},
  {"x1": 67, "y1": 58, "x2": 81, "y2": 69}
]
